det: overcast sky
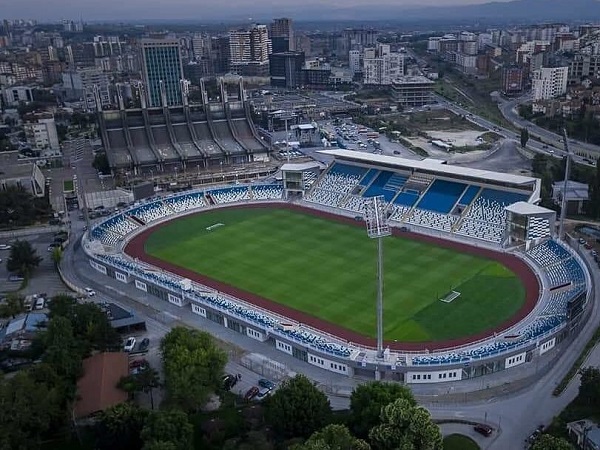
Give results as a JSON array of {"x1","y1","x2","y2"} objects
[{"x1": 4, "y1": 0, "x2": 514, "y2": 22}]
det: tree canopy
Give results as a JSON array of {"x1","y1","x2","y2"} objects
[
  {"x1": 141, "y1": 409, "x2": 194, "y2": 450},
  {"x1": 291, "y1": 424, "x2": 371, "y2": 450},
  {"x1": 531, "y1": 434, "x2": 574, "y2": 450},
  {"x1": 265, "y1": 374, "x2": 331, "y2": 439},
  {"x1": 6, "y1": 239, "x2": 42, "y2": 277},
  {"x1": 0, "y1": 293, "x2": 25, "y2": 318},
  {"x1": 160, "y1": 326, "x2": 227, "y2": 412},
  {"x1": 0, "y1": 185, "x2": 51, "y2": 228},
  {"x1": 95, "y1": 402, "x2": 149, "y2": 450},
  {"x1": 349, "y1": 382, "x2": 416, "y2": 439},
  {"x1": 579, "y1": 366, "x2": 600, "y2": 408},
  {"x1": 520, "y1": 127, "x2": 530, "y2": 148},
  {"x1": 369, "y1": 398, "x2": 443, "y2": 450}
]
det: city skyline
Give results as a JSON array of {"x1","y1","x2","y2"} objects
[{"x1": 3, "y1": 0, "x2": 516, "y2": 22}]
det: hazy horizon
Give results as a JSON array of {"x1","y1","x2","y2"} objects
[{"x1": 3, "y1": 0, "x2": 515, "y2": 22}]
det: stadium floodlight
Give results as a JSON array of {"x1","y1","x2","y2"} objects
[{"x1": 363, "y1": 195, "x2": 391, "y2": 360}]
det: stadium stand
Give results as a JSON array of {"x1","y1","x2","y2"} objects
[
  {"x1": 130, "y1": 202, "x2": 172, "y2": 224},
  {"x1": 406, "y1": 209, "x2": 458, "y2": 232},
  {"x1": 252, "y1": 185, "x2": 284, "y2": 201},
  {"x1": 164, "y1": 192, "x2": 206, "y2": 213},
  {"x1": 416, "y1": 179, "x2": 467, "y2": 214},
  {"x1": 209, "y1": 186, "x2": 251, "y2": 204}
]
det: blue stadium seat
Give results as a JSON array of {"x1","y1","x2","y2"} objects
[{"x1": 416, "y1": 180, "x2": 468, "y2": 214}]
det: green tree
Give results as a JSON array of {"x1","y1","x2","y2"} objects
[
  {"x1": 6, "y1": 239, "x2": 42, "y2": 277},
  {"x1": 0, "y1": 293, "x2": 25, "y2": 318},
  {"x1": 291, "y1": 424, "x2": 371, "y2": 450},
  {"x1": 531, "y1": 434, "x2": 574, "y2": 450},
  {"x1": 520, "y1": 127, "x2": 530, "y2": 148},
  {"x1": 368, "y1": 398, "x2": 443, "y2": 450},
  {"x1": 51, "y1": 246, "x2": 63, "y2": 267},
  {"x1": 93, "y1": 151, "x2": 111, "y2": 175},
  {"x1": 579, "y1": 367, "x2": 600, "y2": 407},
  {"x1": 0, "y1": 185, "x2": 45, "y2": 227},
  {"x1": 95, "y1": 402, "x2": 149, "y2": 450},
  {"x1": 0, "y1": 370, "x2": 65, "y2": 450},
  {"x1": 141, "y1": 409, "x2": 194, "y2": 450},
  {"x1": 40, "y1": 315, "x2": 85, "y2": 383},
  {"x1": 119, "y1": 366, "x2": 161, "y2": 409},
  {"x1": 47, "y1": 295, "x2": 121, "y2": 352},
  {"x1": 143, "y1": 442, "x2": 178, "y2": 450},
  {"x1": 265, "y1": 374, "x2": 331, "y2": 439},
  {"x1": 349, "y1": 382, "x2": 416, "y2": 439},
  {"x1": 160, "y1": 326, "x2": 227, "y2": 412}
]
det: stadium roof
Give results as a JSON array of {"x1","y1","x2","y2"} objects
[
  {"x1": 281, "y1": 162, "x2": 323, "y2": 171},
  {"x1": 505, "y1": 201, "x2": 554, "y2": 215},
  {"x1": 319, "y1": 149, "x2": 538, "y2": 187}
]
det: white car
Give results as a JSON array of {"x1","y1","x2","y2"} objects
[
  {"x1": 124, "y1": 337, "x2": 136, "y2": 352},
  {"x1": 84, "y1": 287, "x2": 96, "y2": 297},
  {"x1": 0, "y1": 245, "x2": 11, "y2": 250}
]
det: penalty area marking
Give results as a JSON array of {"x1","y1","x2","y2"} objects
[
  {"x1": 206, "y1": 223, "x2": 225, "y2": 231},
  {"x1": 439, "y1": 290, "x2": 461, "y2": 303}
]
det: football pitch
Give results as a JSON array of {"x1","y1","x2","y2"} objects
[{"x1": 143, "y1": 207, "x2": 526, "y2": 343}]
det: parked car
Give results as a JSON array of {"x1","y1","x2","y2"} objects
[
  {"x1": 0, "y1": 244, "x2": 11, "y2": 250},
  {"x1": 244, "y1": 386, "x2": 259, "y2": 401},
  {"x1": 8, "y1": 274, "x2": 24, "y2": 282},
  {"x1": 256, "y1": 387, "x2": 272, "y2": 401},
  {"x1": 258, "y1": 378, "x2": 275, "y2": 390},
  {"x1": 222, "y1": 374, "x2": 238, "y2": 391},
  {"x1": 139, "y1": 338, "x2": 150, "y2": 351},
  {"x1": 473, "y1": 424, "x2": 493, "y2": 437},
  {"x1": 124, "y1": 337, "x2": 136, "y2": 352},
  {"x1": 129, "y1": 359, "x2": 148, "y2": 369},
  {"x1": 47, "y1": 243, "x2": 61, "y2": 251},
  {"x1": 84, "y1": 287, "x2": 96, "y2": 297}
]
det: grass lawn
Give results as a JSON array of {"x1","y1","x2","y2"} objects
[
  {"x1": 443, "y1": 434, "x2": 481, "y2": 450},
  {"x1": 144, "y1": 207, "x2": 525, "y2": 343},
  {"x1": 63, "y1": 180, "x2": 74, "y2": 192}
]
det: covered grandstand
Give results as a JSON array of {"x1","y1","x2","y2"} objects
[
  {"x1": 98, "y1": 77, "x2": 268, "y2": 174},
  {"x1": 83, "y1": 153, "x2": 590, "y2": 384}
]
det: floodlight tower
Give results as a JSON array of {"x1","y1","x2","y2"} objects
[{"x1": 363, "y1": 195, "x2": 391, "y2": 360}]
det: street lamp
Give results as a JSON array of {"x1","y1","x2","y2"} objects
[{"x1": 363, "y1": 195, "x2": 391, "y2": 360}]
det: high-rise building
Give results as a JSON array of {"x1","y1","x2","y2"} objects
[
  {"x1": 269, "y1": 51, "x2": 305, "y2": 88},
  {"x1": 532, "y1": 66, "x2": 569, "y2": 101},
  {"x1": 501, "y1": 66, "x2": 524, "y2": 96},
  {"x1": 363, "y1": 44, "x2": 404, "y2": 85},
  {"x1": 192, "y1": 33, "x2": 211, "y2": 61},
  {"x1": 270, "y1": 18, "x2": 294, "y2": 52},
  {"x1": 62, "y1": 67, "x2": 111, "y2": 111},
  {"x1": 229, "y1": 25, "x2": 271, "y2": 76},
  {"x1": 140, "y1": 38, "x2": 184, "y2": 107}
]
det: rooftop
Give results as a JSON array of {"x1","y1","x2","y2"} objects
[
  {"x1": 0, "y1": 152, "x2": 35, "y2": 180},
  {"x1": 505, "y1": 201, "x2": 555, "y2": 215},
  {"x1": 392, "y1": 76, "x2": 435, "y2": 85},
  {"x1": 319, "y1": 149, "x2": 538, "y2": 187},
  {"x1": 74, "y1": 352, "x2": 129, "y2": 419}
]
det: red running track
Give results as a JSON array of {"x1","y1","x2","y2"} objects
[{"x1": 124, "y1": 203, "x2": 540, "y2": 352}]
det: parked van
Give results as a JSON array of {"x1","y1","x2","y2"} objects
[{"x1": 34, "y1": 298, "x2": 45, "y2": 310}]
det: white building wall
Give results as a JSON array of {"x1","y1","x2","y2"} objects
[
  {"x1": 407, "y1": 368, "x2": 463, "y2": 384},
  {"x1": 532, "y1": 66, "x2": 569, "y2": 100}
]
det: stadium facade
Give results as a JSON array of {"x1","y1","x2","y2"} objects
[
  {"x1": 96, "y1": 77, "x2": 269, "y2": 175},
  {"x1": 83, "y1": 152, "x2": 591, "y2": 384}
]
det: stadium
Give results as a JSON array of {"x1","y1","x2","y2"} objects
[{"x1": 83, "y1": 148, "x2": 591, "y2": 384}]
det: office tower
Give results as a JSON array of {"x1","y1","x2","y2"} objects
[
  {"x1": 140, "y1": 38, "x2": 184, "y2": 107},
  {"x1": 271, "y1": 18, "x2": 294, "y2": 52},
  {"x1": 269, "y1": 51, "x2": 305, "y2": 88}
]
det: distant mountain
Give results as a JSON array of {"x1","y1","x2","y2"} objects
[
  {"x1": 245, "y1": 0, "x2": 600, "y2": 23},
  {"x1": 398, "y1": 0, "x2": 600, "y2": 22}
]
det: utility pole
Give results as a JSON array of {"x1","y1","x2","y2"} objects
[{"x1": 558, "y1": 128, "x2": 571, "y2": 240}]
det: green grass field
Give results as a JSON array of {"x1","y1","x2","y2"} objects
[{"x1": 144, "y1": 207, "x2": 525, "y2": 343}]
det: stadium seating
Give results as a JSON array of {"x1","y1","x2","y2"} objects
[
  {"x1": 252, "y1": 184, "x2": 284, "y2": 201},
  {"x1": 130, "y1": 202, "x2": 172, "y2": 223},
  {"x1": 343, "y1": 195, "x2": 367, "y2": 213},
  {"x1": 359, "y1": 169, "x2": 379, "y2": 187},
  {"x1": 303, "y1": 172, "x2": 318, "y2": 189},
  {"x1": 528, "y1": 240, "x2": 572, "y2": 267},
  {"x1": 164, "y1": 192, "x2": 206, "y2": 213},
  {"x1": 388, "y1": 205, "x2": 411, "y2": 222},
  {"x1": 394, "y1": 191, "x2": 421, "y2": 207},
  {"x1": 457, "y1": 185, "x2": 480, "y2": 206},
  {"x1": 363, "y1": 171, "x2": 398, "y2": 202},
  {"x1": 406, "y1": 209, "x2": 458, "y2": 232},
  {"x1": 542, "y1": 286, "x2": 584, "y2": 317},
  {"x1": 209, "y1": 187, "x2": 250, "y2": 204},
  {"x1": 416, "y1": 179, "x2": 468, "y2": 214},
  {"x1": 305, "y1": 189, "x2": 347, "y2": 208}
]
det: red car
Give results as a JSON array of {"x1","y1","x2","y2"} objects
[
  {"x1": 244, "y1": 386, "x2": 259, "y2": 401},
  {"x1": 129, "y1": 359, "x2": 148, "y2": 369}
]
